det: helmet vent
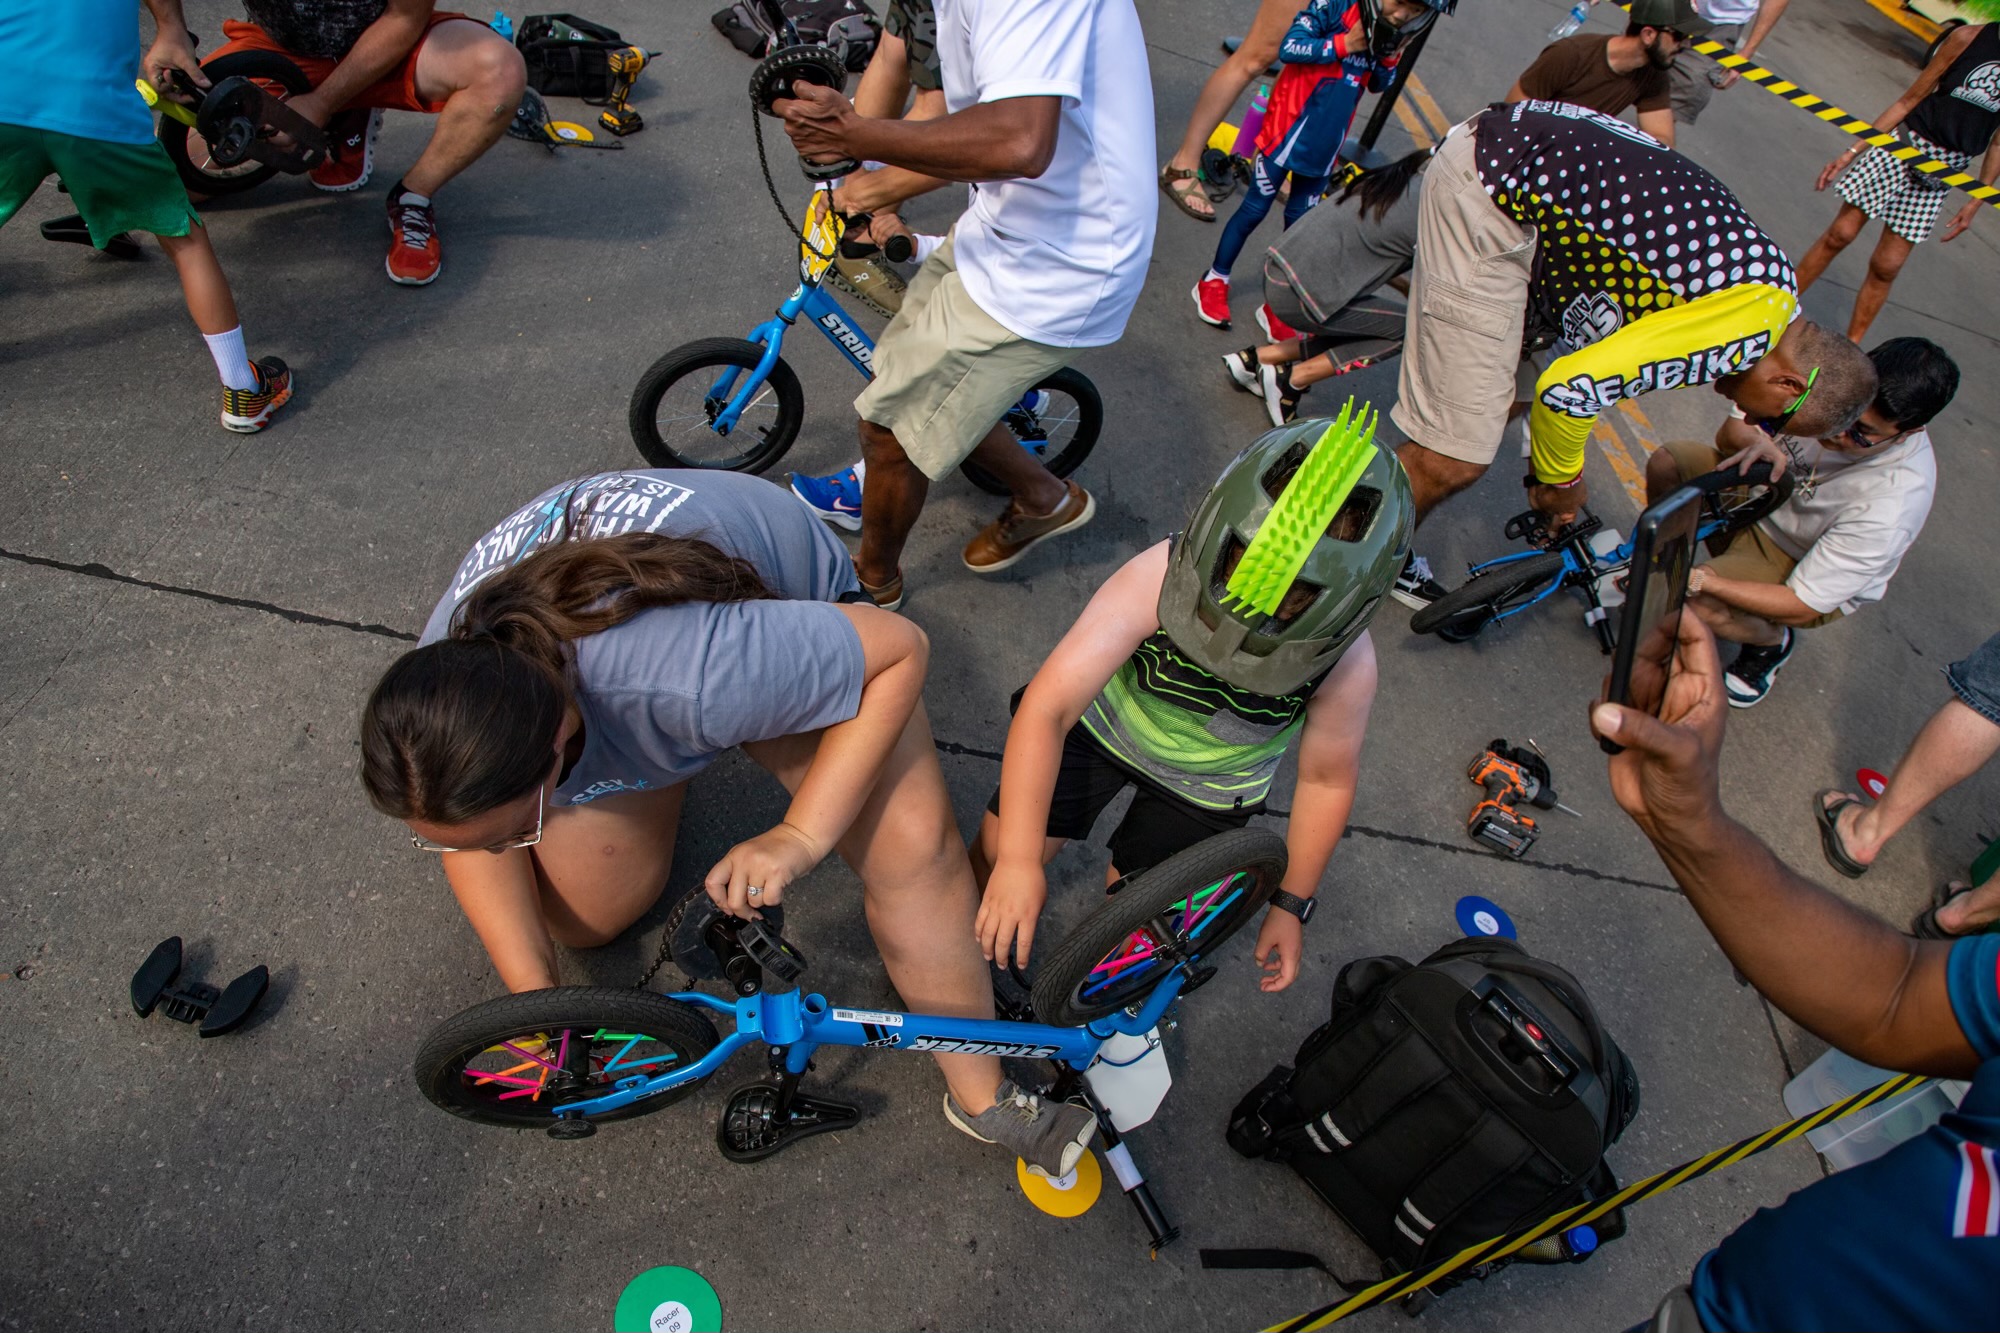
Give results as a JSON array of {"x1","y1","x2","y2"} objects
[{"x1": 1329, "y1": 486, "x2": 1382, "y2": 543}]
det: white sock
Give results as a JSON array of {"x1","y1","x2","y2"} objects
[
  {"x1": 850, "y1": 458, "x2": 867, "y2": 488},
  {"x1": 911, "y1": 233, "x2": 944, "y2": 264},
  {"x1": 392, "y1": 185, "x2": 431, "y2": 208},
  {"x1": 1205, "y1": 268, "x2": 1228, "y2": 284},
  {"x1": 203, "y1": 326, "x2": 257, "y2": 390}
]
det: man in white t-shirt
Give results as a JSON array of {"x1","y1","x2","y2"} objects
[
  {"x1": 1670, "y1": 0, "x2": 1789, "y2": 124},
  {"x1": 1645, "y1": 336, "x2": 1958, "y2": 707},
  {"x1": 774, "y1": 0, "x2": 1157, "y2": 610}
]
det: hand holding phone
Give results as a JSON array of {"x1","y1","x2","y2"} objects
[{"x1": 1600, "y1": 486, "x2": 1703, "y2": 754}]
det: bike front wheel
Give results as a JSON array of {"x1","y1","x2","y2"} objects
[
  {"x1": 628, "y1": 338, "x2": 803, "y2": 474},
  {"x1": 960, "y1": 366, "x2": 1104, "y2": 497},
  {"x1": 157, "y1": 50, "x2": 313, "y2": 197},
  {"x1": 1032, "y1": 828, "x2": 1286, "y2": 1028},
  {"x1": 415, "y1": 987, "x2": 718, "y2": 1130},
  {"x1": 1410, "y1": 552, "x2": 1568, "y2": 643}
]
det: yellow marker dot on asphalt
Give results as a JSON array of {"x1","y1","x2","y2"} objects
[{"x1": 1017, "y1": 1151, "x2": 1103, "y2": 1218}]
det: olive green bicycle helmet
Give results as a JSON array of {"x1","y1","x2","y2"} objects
[{"x1": 1158, "y1": 400, "x2": 1413, "y2": 696}]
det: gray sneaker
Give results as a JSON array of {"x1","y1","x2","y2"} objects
[{"x1": 943, "y1": 1079, "x2": 1098, "y2": 1179}]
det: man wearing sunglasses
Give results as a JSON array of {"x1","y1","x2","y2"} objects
[
  {"x1": 1509, "y1": 0, "x2": 1710, "y2": 149},
  {"x1": 1644, "y1": 336, "x2": 1960, "y2": 707}
]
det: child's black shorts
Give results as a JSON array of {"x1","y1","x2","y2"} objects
[{"x1": 986, "y1": 713, "x2": 1260, "y2": 876}]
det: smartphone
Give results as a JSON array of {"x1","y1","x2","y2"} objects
[{"x1": 1600, "y1": 486, "x2": 1703, "y2": 754}]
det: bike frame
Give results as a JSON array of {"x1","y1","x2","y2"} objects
[
  {"x1": 560, "y1": 969, "x2": 1189, "y2": 1118},
  {"x1": 1460, "y1": 511, "x2": 1734, "y2": 641}
]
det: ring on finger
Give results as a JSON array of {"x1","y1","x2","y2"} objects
[{"x1": 747, "y1": 885, "x2": 763, "y2": 897}]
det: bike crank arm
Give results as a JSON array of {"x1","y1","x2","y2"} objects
[{"x1": 196, "y1": 76, "x2": 330, "y2": 174}]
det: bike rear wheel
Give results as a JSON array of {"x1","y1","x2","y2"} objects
[
  {"x1": 1032, "y1": 828, "x2": 1287, "y2": 1028},
  {"x1": 960, "y1": 366, "x2": 1103, "y2": 497},
  {"x1": 158, "y1": 51, "x2": 312, "y2": 197},
  {"x1": 1410, "y1": 553, "x2": 1568, "y2": 643},
  {"x1": 628, "y1": 338, "x2": 804, "y2": 473},
  {"x1": 415, "y1": 987, "x2": 718, "y2": 1129}
]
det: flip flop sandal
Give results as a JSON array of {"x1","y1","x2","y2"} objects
[
  {"x1": 1159, "y1": 164, "x2": 1216, "y2": 222},
  {"x1": 1910, "y1": 881, "x2": 1979, "y2": 939},
  {"x1": 1813, "y1": 788, "x2": 1870, "y2": 879}
]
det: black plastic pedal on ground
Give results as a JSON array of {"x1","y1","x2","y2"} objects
[{"x1": 130, "y1": 937, "x2": 268, "y2": 1037}]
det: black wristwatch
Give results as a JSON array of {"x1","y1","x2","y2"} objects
[{"x1": 1268, "y1": 889, "x2": 1316, "y2": 925}]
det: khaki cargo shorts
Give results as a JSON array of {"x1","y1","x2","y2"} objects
[
  {"x1": 1390, "y1": 121, "x2": 1538, "y2": 468},
  {"x1": 854, "y1": 234, "x2": 1078, "y2": 481},
  {"x1": 1661, "y1": 439, "x2": 1843, "y2": 628}
]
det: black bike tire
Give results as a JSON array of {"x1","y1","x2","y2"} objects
[
  {"x1": 157, "y1": 50, "x2": 312, "y2": 197},
  {"x1": 960, "y1": 366, "x2": 1104, "y2": 497},
  {"x1": 1031, "y1": 828, "x2": 1287, "y2": 1028},
  {"x1": 414, "y1": 987, "x2": 719, "y2": 1129},
  {"x1": 628, "y1": 338, "x2": 805, "y2": 474},
  {"x1": 1410, "y1": 552, "x2": 1569, "y2": 641}
]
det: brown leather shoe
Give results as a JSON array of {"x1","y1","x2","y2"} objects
[
  {"x1": 854, "y1": 561, "x2": 906, "y2": 611},
  {"x1": 962, "y1": 481, "x2": 1096, "y2": 574}
]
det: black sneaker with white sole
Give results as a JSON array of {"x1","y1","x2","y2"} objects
[
  {"x1": 1222, "y1": 347, "x2": 1261, "y2": 395},
  {"x1": 1724, "y1": 628, "x2": 1795, "y2": 708},
  {"x1": 1258, "y1": 360, "x2": 1305, "y2": 426},
  {"x1": 1390, "y1": 552, "x2": 1447, "y2": 610}
]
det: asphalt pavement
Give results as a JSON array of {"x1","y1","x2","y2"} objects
[{"x1": 5, "y1": 1, "x2": 1998, "y2": 1329}]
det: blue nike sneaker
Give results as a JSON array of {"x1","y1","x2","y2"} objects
[{"x1": 790, "y1": 461, "x2": 865, "y2": 532}]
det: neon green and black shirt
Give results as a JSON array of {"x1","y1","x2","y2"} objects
[
  {"x1": 1473, "y1": 101, "x2": 1799, "y2": 483},
  {"x1": 1080, "y1": 631, "x2": 1317, "y2": 811}
]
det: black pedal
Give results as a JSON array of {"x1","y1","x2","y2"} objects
[
  {"x1": 130, "y1": 937, "x2": 268, "y2": 1037},
  {"x1": 736, "y1": 920, "x2": 808, "y2": 990},
  {"x1": 39, "y1": 214, "x2": 141, "y2": 260},
  {"x1": 717, "y1": 1083, "x2": 860, "y2": 1162}
]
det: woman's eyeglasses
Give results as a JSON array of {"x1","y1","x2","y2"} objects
[{"x1": 409, "y1": 782, "x2": 547, "y2": 854}]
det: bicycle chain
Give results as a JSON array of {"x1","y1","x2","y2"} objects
[
  {"x1": 635, "y1": 924, "x2": 679, "y2": 990},
  {"x1": 752, "y1": 99, "x2": 837, "y2": 265}
]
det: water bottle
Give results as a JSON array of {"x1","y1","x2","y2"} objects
[
  {"x1": 489, "y1": 10, "x2": 513, "y2": 40},
  {"x1": 1232, "y1": 80, "x2": 1272, "y2": 159},
  {"x1": 1516, "y1": 1224, "x2": 1601, "y2": 1263},
  {"x1": 1548, "y1": 0, "x2": 1593, "y2": 40}
]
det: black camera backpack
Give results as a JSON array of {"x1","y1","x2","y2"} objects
[
  {"x1": 516, "y1": 13, "x2": 627, "y2": 101},
  {"x1": 1226, "y1": 937, "x2": 1640, "y2": 1291}
]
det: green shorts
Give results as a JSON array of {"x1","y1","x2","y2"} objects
[{"x1": 0, "y1": 123, "x2": 201, "y2": 248}]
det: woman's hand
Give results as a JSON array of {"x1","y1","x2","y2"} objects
[
  {"x1": 1940, "y1": 200, "x2": 1979, "y2": 243},
  {"x1": 1815, "y1": 148, "x2": 1858, "y2": 193},
  {"x1": 1254, "y1": 910, "x2": 1304, "y2": 993},
  {"x1": 975, "y1": 857, "x2": 1048, "y2": 969},
  {"x1": 704, "y1": 822, "x2": 825, "y2": 919}
]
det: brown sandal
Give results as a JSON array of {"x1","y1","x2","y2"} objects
[{"x1": 1159, "y1": 164, "x2": 1216, "y2": 222}]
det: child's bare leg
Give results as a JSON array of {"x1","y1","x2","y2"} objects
[{"x1": 156, "y1": 226, "x2": 237, "y2": 335}]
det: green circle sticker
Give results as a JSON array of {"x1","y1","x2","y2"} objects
[{"x1": 614, "y1": 1267, "x2": 722, "y2": 1333}]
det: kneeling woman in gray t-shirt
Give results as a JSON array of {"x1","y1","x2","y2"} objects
[{"x1": 359, "y1": 469, "x2": 1095, "y2": 1177}]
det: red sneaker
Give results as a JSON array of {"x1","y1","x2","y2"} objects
[
  {"x1": 1256, "y1": 303, "x2": 1299, "y2": 342},
  {"x1": 385, "y1": 192, "x2": 441, "y2": 286},
  {"x1": 1192, "y1": 276, "x2": 1231, "y2": 329},
  {"x1": 311, "y1": 108, "x2": 380, "y2": 193}
]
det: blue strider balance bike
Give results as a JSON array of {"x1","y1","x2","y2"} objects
[
  {"x1": 414, "y1": 829, "x2": 1286, "y2": 1253},
  {"x1": 625, "y1": 186, "x2": 1102, "y2": 496}
]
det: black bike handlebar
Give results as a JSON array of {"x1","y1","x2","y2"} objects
[{"x1": 1687, "y1": 458, "x2": 1796, "y2": 534}]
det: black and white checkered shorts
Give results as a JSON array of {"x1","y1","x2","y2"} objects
[{"x1": 1835, "y1": 130, "x2": 1974, "y2": 242}]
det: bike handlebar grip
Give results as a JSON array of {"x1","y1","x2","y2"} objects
[{"x1": 883, "y1": 234, "x2": 914, "y2": 264}]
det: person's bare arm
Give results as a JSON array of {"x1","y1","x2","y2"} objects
[
  {"x1": 1817, "y1": 23, "x2": 1978, "y2": 188},
  {"x1": 1591, "y1": 613, "x2": 1978, "y2": 1077},
  {"x1": 1637, "y1": 106, "x2": 1675, "y2": 148},
  {"x1": 778, "y1": 83, "x2": 1062, "y2": 182},
  {"x1": 978, "y1": 543, "x2": 1167, "y2": 967},
  {"x1": 1253, "y1": 633, "x2": 1377, "y2": 993},
  {"x1": 1733, "y1": 0, "x2": 1790, "y2": 65},
  {"x1": 444, "y1": 850, "x2": 561, "y2": 991},
  {"x1": 141, "y1": 0, "x2": 208, "y2": 91},
  {"x1": 289, "y1": 0, "x2": 435, "y2": 125},
  {"x1": 1939, "y1": 124, "x2": 2000, "y2": 242},
  {"x1": 705, "y1": 605, "x2": 930, "y2": 917},
  {"x1": 1688, "y1": 567, "x2": 1821, "y2": 627}
]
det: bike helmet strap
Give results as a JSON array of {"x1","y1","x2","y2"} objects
[{"x1": 1157, "y1": 402, "x2": 1414, "y2": 696}]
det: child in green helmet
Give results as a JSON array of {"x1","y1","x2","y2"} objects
[{"x1": 975, "y1": 405, "x2": 1412, "y2": 992}]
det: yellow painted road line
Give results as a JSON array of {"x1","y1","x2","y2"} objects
[
  {"x1": 1404, "y1": 73, "x2": 1453, "y2": 143},
  {"x1": 1592, "y1": 412, "x2": 1650, "y2": 509},
  {"x1": 1860, "y1": 0, "x2": 1943, "y2": 43},
  {"x1": 1392, "y1": 95, "x2": 1436, "y2": 148}
]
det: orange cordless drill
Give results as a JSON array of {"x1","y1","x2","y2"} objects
[
  {"x1": 598, "y1": 45, "x2": 649, "y2": 136},
  {"x1": 1466, "y1": 739, "x2": 1577, "y2": 858}
]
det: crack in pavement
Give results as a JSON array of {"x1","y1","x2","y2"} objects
[{"x1": 3, "y1": 544, "x2": 1678, "y2": 893}]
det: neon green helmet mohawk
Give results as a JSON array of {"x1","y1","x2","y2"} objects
[
  {"x1": 1222, "y1": 400, "x2": 1380, "y2": 616},
  {"x1": 1157, "y1": 402, "x2": 1413, "y2": 696}
]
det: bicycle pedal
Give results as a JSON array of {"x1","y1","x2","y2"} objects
[{"x1": 130, "y1": 936, "x2": 269, "y2": 1037}]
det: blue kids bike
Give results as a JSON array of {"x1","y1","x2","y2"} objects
[
  {"x1": 626, "y1": 186, "x2": 1103, "y2": 496},
  {"x1": 414, "y1": 829, "x2": 1286, "y2": 1253},
  {"x1": 1410, "y1": 461, "x2": 1792, "y2": 651}
]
